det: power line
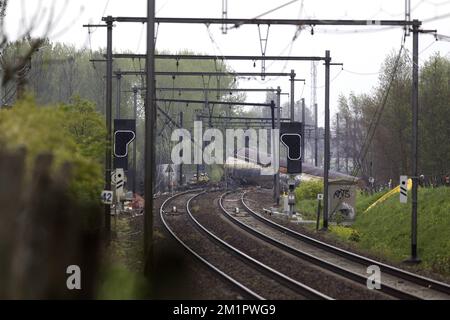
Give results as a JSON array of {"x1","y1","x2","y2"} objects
[
  {"x1": 229, "y1": 0, "x2": 300, "y2": 30},
  {"x1": 342, "y1": 68, "x2": 380, "y2": 76},
  {"x1": 351, "y1": 35, "x2": 406, "y2": 177},
  {"x1": 304, "y1": 68, "x2": 344, "y2": 89},
  {"x1": 313, "y1": 11, "x2": 450, "y2": 35}
]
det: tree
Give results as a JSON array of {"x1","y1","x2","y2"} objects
[{"x1": 419, "y1": 53, "x2": 450, "y2": 177}]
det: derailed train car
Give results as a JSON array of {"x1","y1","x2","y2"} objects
[
  {"x1": 225, "y1": 148, "x2": 360, "y2": 221},
  {"x1": 225, "y1": 147, "x2": 359, "y2": 186}
]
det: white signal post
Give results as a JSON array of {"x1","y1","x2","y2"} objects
[
  {"x1": 400, "y1": 175, "x2": 408, "y2": 204},
  {"x1": 115, "y1": 168, "x2": 125, "y2": 201}
]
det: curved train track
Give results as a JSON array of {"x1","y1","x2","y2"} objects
[
  {"x1": 159, "y1": 187, "x2": 450, "y2": 300},
  {"x1": 160, "y1": 189, "x2": 331, "y2": 300},
  {"x1": 238, "y1": 188, "x2": 450, "y2": 300}
]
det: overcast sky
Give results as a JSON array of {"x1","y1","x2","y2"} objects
[{"x1": 5, "y1": 0, "x2": 450, "y2": 123}]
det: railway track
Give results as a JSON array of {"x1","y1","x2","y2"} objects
[
  {"x1": 160, "y1": 189, "x2": 332, "y2": 300},
  {"x1": 192, "y1": 190, "x2": 389, "y2": 299},
  {"x1": 235, "y1": 188, "x2": 450, "y2": 300}
]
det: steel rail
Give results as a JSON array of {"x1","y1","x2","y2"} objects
[
  {"x1": 159, "y1": 189, "x2": 264, "y2": 300},
  {"x1": 188, "y1": 191, "x2": 331, "y2": 300},
  {"x1": 219, "y1": 191, "x2": 422, "y2": 300},
  {"x1": 240, "y1": 191, "x2": 450, "y2": 297}
]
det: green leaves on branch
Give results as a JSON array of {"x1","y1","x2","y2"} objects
[{"x1": 0, "y1": 96, "x2": 106, "y2": 207}]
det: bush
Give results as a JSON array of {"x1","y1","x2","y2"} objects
[
  {"x1": 295, "y1": 199, "x2": 317, "y2": 219},
  {"x1": 208, "y1": 165, "x2": 224, "y2": 183},
  {"x1": 348, "y1": 229, "x2": 361, "y2": 242},
  {"x1": 295, "y1": 180, "x2": 323, "y2": 200},
  {"x1": 430, "y1": 255, "x2": 450, "y2": 275},
  {"x1": 330, "y1": 226, "x2": 361, "y2": 242},
  {"x1": 0, "y1": 96, "x2": 105, "y2": 209}
]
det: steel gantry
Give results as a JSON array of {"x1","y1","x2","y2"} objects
[{"x1": 88, "y1": 6, "x2": 424, "y2": 278}]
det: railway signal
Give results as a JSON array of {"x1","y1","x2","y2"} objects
[
  {"x1": 114, "y1": 130, "x2": 135, "y2": 157},
  {"x1": 280, "y1": 122, "x2": 303, "y2": 217},
  {"x1": 113, "y1": 119, "x2": 136, "y2": 170},
  {"x1": 400, "y1": 175, "x2": 408, "y2": 203},
  {"x1": 115, "y1": 168, "x2": 125, "y2": 200},
  {"x1": 280, "y1": 122, "x2": 303, "y2": 174},
  {"x1": 97, "y1": 9, "x2": 424, "y2": 281}
]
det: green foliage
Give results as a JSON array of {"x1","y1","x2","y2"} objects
[
  {"x1": 333, "y1": 212, "x2": 345, "y2": 226},
  {"x1": 336, "y1": 51, "x2": 450, "y2": 183},
  {"x1": 2, "y1": 40, "x2": 248, "y2": 192},
  {"x1": 208, "y1": 165, "x2": 224, "y2": 183},
  {"x1": 295, "y1": 181, "x2": 324, "y2": 219},
  {"x1": 419, "y1": 53, "x2": 450, "y2": 176},
  {"x1": 348, "y1": 229, "x2": 361, "y2": 242},
  {"x1": 96, "y1": 265, "x2": 149, "y2": 300},
  {"x1": 296, "y1": 199, "x2": 318, "y2": 220},
  {"x1": 349, "y1": 187, "x2": 450, "y2": 275},
  {"x1": 0, "y1": 96, "x2": 105, "y2": 207},
  {"x1": 330, "y1": 226, "x2": 361, "y2": 242},
  {"x1": 295, "y1": 180, "x2": 323, "y2": 200},
  {"x1": 97, "y1": 217, "x2": 149, "y2": 299},
  {"x1": 60, "y1": 96, "x2": 106, "y2": 163}
]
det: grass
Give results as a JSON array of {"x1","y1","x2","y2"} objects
[
  {"x1": 296, "y1": 199, "x2": 318, "y2": 220},
  {"x1": 96, "y1": 265, "x2": 149, "y2": 300},
  {"x1": 294, "y1": 180, "x2": 322, "y2": 220},
  {"x1": 294, "y1": 188, "x2": 386, "y2": 221},
  {"x1": 355, "y1": 190, "x2": 388, "y2": 213},
  {"x1": 96, "y1": 217, "x2": 150, "y2": 299},
  {"x1": 330, "y1": 187, "x2": 450, "y2": 276}
]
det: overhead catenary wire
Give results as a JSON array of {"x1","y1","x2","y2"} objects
[
  {"x1": 342, "y1": 68, "x2": 380, "y2": 76},
  {"x1": 351, "y1": 34, "x2": 406, "y2": 178},
  {"x1": 256, "y1": 1, "x2": 305, "y2": 84},
  {"x1": 202, "y1": 1, "x2": 306, "y2": 86},
  {"x1": 304, "y1": 68, "x2": 343, "y2": 90},
  {"x1": 229, "y1": 0, "x2": 300, "y2": 30},
  {"x1": 85, "y1": 0, "x2": 111, "y2": 35},
  {"x1": 314, "y1": 11, "x2": 450, "y2": 35}
]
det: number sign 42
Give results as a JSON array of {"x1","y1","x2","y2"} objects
[{"x1": 101, "y1": 190, "x2": 113, "y2": 205}]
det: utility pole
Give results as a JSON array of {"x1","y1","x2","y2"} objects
[
  {"x1": 132, "y1": 85, "x2": 138, "y2": 195},
  {"x1": 314, "y1": 103, "x2": 318, "y2": 167},
  {"x1": 270, "y1": 101, "x2": 276, "y2": 188},
  {"x1": 144, "y1": 0, "x2": 156, "y2": 276},
  {"x1": 222, "y1": 0, "x2": 228, "y2": 34},
  {"x1": 196, "y1": 113, "x2": 200, "y2": 182},
  {"x1": 116, "y1": 71, "x2": 122, "y2": 119},
  {"x1": 105, "y1": 16, "x2": 113, "y2": 240},
  {"x1": 179, "y1": 111, "x2": 183, "y2": 186},
  {"x1": 323, "y1": 50, "x2": 331, "y2": 231},
  {"x1": 345, "y1": 117, "x2": 349, "y2": 173},
  {"x1": 290, "y1": 69, "x2": 295, "y2": 122},
  {"x1": 336, "y1": 113, "x2": 340, "y2": 171},
  {"x1": 405, "y1": 0, "x2": 411, "y2": 37},
  {"x1": 274, "y1": 86, "x2": 281, "y2": 205},
  {"x1": 301, "y1": 98, "x2": 306, "y2": 163},
  {"x1": 409, "y1": 20, "x2": 421, "y2": 263}
]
